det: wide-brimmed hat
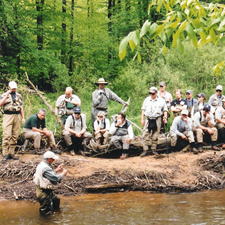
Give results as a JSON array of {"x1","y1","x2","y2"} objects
[
  {"x1": 43, "y1": 151, "x2": 59, "y2": 160},
  {"x1": 95, "y1": 78, "x2": 108, "y2": 85}
]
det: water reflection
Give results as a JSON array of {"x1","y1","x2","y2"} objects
[{"x1": 1, "y1": 190, "x2": 225, "y2": 224}]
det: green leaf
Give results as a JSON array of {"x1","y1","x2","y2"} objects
[
  {"x1": 185, "y1": 23, "x2": 195, "y2": 38},
  {"x1": 149, "y1": 23, "x2": 159, "y2": 37},
  {"x1": 140, "y1": 20, "x2": 151, "y2": 38},
  {"x1": 137, "y1": 53, "x2": 141, "y2": 63},
  {"x1": 177, "y1": 38, "x2": 184, "y2": 53}
]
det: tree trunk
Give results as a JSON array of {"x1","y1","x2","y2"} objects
[
  {"x1": 61, "y1": 0, "x2": 66, "y2": 64},
  {"x1": 36, "y1": 0, "x2": 44, "y2": 50},
  {"x1": 69, "y1": 0, "x2": 74, "y2": 75}
]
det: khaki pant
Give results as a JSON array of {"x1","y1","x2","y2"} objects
[
  {"x1": 170, "y1": 130, "x2": 195, "y2": 147},
  {"x1": 2, "y1": 114, "x2": 21, "y2": 156},
  {"x1": 195, "y1": 127, "x2": 218, "y2": 143},
  {"x1": 63, "y1": 130, "x2": 92, "y2": 146},
  {"x1": 110, "y1": 134, "x2": 130, "y2": 150},
  {"x1": 23, "y1": 128, "x2": 56, "y2": 149},
  {"x1": 95, "y1": 131, "x2": 110, "y2": 145},
  {"x1": 142, "y1": 117, "x2": 161, "y2": 151}
]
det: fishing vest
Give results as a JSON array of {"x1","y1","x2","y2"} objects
[
  {"x1": 2, "y1": 92, "x2": 22, "y2": 113},
  {"x1": 114, "y1": 120, "x2": 130, "y2": 136},
  {"x1": 33, "y1": 161, "x2": 55, "y2": 190},
  {"x1": 58, "y1": 97, "x2": 75, "y2": 116}
]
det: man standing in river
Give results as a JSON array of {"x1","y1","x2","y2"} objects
[{"x1": 34, "y1": 151, "x2": 67, "y2": 216}]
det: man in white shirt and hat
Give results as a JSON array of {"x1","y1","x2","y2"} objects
[{"x1": 208, "y1": 85, "x2": 225, "y2": 106}]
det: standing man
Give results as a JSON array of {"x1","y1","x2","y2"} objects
[
  {"x1": 194, "y1": 104, "x2": 220, "y2": 152},
  {"x1": 55, "y1": 87, "x2": 81, "y2": 126},
  {"x1": 109, "y1": 112, "x2": 134, "y2": 160},
  {"x1": 23, "y1": 109, "x2": 59, "y2": 154},
  {"x1": 208, "y1": 85, "x2": 224, "y2": 106},
  {"x1": 158, "y1": 81, "x2": 172, "y2": 109},
  {"x1": 34, "y1": 151, "x2": 67, "y2": 216},
  {"x1": 185, "y1": 90, "x2": 198, "y2": 116},
  {"x1": 171, "y1": 89, "x2": 187, "y2": 117},
  {"x1": 140, "y1": 87, "x2": 168, "y2": 156},
  {"x1": 215, "y1": 97, "x2": 225, "y2": 148},
  {"x1": 170, "y1": 109, "x2": 198, "y2": 153},
  {"x1": 91, "y1": 78, "x2": 128, "y2": 127},
  {"x1": 0, "y1": 81, "x2": 25, "y2": 163},
  {"x1": 63, "y1": 107, "x2": 92, "y2": 155}
]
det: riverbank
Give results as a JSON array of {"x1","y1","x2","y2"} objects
[{"x1": 1, "y1": 149, "x2": 225, "y2": 201}]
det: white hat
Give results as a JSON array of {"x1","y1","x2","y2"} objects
[
  {"x1": 9, "y1": 81, "x2": 17, "y2": 89},
  {"x1": 95, "y1": 78, "x2": 108, "y2": 85},
  {"x1": 216, "y1": 85, "x2": 223, "y2": 91},
  {"x1": 181, "y1": 109, "x2": 188, "y2": 115},
  {"x1": 43, "y1": 151, "x2": 59, "y2": 160},
  {"x1": 149, "y1": 86, "x2": 158, "y2": 94}
]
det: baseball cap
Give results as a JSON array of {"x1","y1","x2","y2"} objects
[
  {"x1": 216, "y1": 85, "x2": 223, "y2": 91},
  {"x1": 181, "y1": 109, "x2": 188, "y2": 115},
  {"x1": 159, "y1": 82, "x2": 166, "y2": 87},
  {"x1": 196, "y1": 93, "x2": 206, "y2": 99},
  {"x1": 149, "y1": 87, "x2": 158, "y2": 94},
  {"x1": 203, "y1": 104, "x2": 211, "y2": 112},
  {"x1": 43, "y1": 151, "x2": 59, "y2": 160},
  {"x1": 9, "y1": 81, "x2": 17, "y2": 89},
  {"x1": 186, "y1": 90, "x2": 193, "y2": 94},
  {"x1": 74, "y1": 107, "x2": 81, "y2": 113}
]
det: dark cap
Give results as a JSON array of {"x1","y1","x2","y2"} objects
[
  {"x1": 203, "y1": 104, "x2": 211, "y2": 112},
  {"x1": 74, "y1": 107, "x2": 81, "y2": 113},
  {"x1": 196, "y1": 93, "x2": 206, "y2": 100}
]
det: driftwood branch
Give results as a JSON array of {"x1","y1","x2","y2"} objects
[{"x1": 25, "y1": 72, "x2": 62, "y2": 128}]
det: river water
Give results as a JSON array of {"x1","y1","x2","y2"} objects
[{"x1": 1, "y1": 189, "x2": 225, "y2": 225}]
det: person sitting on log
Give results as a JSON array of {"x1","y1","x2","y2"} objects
[
  {"x1": 23, "y1": 109, "x2": 60, "y2": 155},
  {"x1": 170, "y1": 109, "x2": 198, "y2": 154},
  {"x1": 109, "y1": 112, "x2": 134, "y2": 160},
  {"x1": 193, "y1": 104, "x2": 221, "y2": 152},
  {"x1": 171, "y1": 89, "x2": 187, "y2": 117},
  {"x1": 208, "y1": 85, "x2": 224, "y2": 106},
  {"x1": 191, "y1": 93, "x2": 206, "y2": 121},
  {"x1": 93, "y1": 111, "x2": 110, "y2": 147},
  {"x1": 55, "y1": 87, "x2": 81, "y2": 126},
  {"x1": 215, "y1": 96, "x2": 225, "y2": 149},
  {"x1": 63, "y1": 107, "x2": 92, "y2": 156},
  {"x1": 140, "y1": 87, "x2": 168, "y2": 157}
]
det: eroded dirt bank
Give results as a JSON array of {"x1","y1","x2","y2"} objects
[{"x1": 1, "y1": 150, "x2": 225, "y2": 201}]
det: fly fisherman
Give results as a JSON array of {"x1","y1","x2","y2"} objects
[
  {"x1": 55, "y1": 87, "x2": 81, "y2": 126},
  {"x1": 33, "y1": 151, "x2": 67, "y2": 216},
  {"x1": 91, "y1": 78, "x2": 129, "y2": 128}
]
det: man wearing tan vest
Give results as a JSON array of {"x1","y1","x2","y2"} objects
[{"x1": 0, "y1": 81, "x2": 25, "y2": 163}]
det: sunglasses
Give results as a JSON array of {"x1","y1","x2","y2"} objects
[
  {"x1": 216, "y1": 90, "x2": 222, "y2": 92},
  {"x1": 75, "y1": 113, "x2": 80, "y2": 115},
  {"x1": 150, "y1": 93, "x2": 156, "y2": 95},
  {"x1": 197, "y1": 96, "x2": 202, "y2": 98},
  {"x1": 160, "y1": 85, "x2": 164, "y2": 88},
  {"x1": 186, "y1": 93, "x2": 191, "y2": 95},
  {"x1": 98, "y1": 116, "x2": 103, "y2": 118}
]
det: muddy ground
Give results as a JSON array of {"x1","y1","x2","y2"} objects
[{"x1": 1, "y1": 149, "x2": 225, "y2": 201}]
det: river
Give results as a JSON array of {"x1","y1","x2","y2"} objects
[{"x1": 1, "y1": 189, "x2": 225, "y2": 225}]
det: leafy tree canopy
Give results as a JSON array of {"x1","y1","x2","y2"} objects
[{"x1": 119, "y1": 0, "x2": 225, "y2": 75}]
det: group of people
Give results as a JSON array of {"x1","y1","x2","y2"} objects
[
  {"x1": 1, "y1": 79, "x2": 225, "y2": 163},
  {"x1": 2, "y1": 79, "x2": 225, "y2": 216}
]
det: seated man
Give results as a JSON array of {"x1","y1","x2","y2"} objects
[
  {"x1": 23, "y1": 109, "x2": 59, "y2": 154},
  {"x1": 193, "y1": 104, "x2": 220, "y2": 152},
  {"x1": 63, "y1": 107, "x2": 92, "y2": 155},
  {"x1": 170, "y1": 109, "x2": 198, "y2": 154},
  {"x1": 93, "y1": 111, "x2": 110, "y2": 146},
  {"x1": 109, "y1": 112, "x2": 134, "y2": 160},
  {"x1": 215, "y1": 97, "x2": 225, "y2": 148}
]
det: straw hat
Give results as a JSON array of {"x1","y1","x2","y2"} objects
[{"x1": 95, "y1": 78, "x2": 108, "y2": 85}]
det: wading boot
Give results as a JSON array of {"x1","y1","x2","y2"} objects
[
  {"x1": 10, "y1": 154, "x2": 19, "y2": 160},
  {"x1": 1, "y1": 154, "x2": 11, "y2": 164},
  {"x1": 192, "y1": 148, "x2": 199, "y2": 154},
  {"x1": 120, "y1": 153, "x2": 128, "y2": 160},
  {"x1": 198, "y1": 147, "x2": 203, "y2": 153},
  {"x1": 212, "y1": 145, "x2": 221, "y2": 151}
]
